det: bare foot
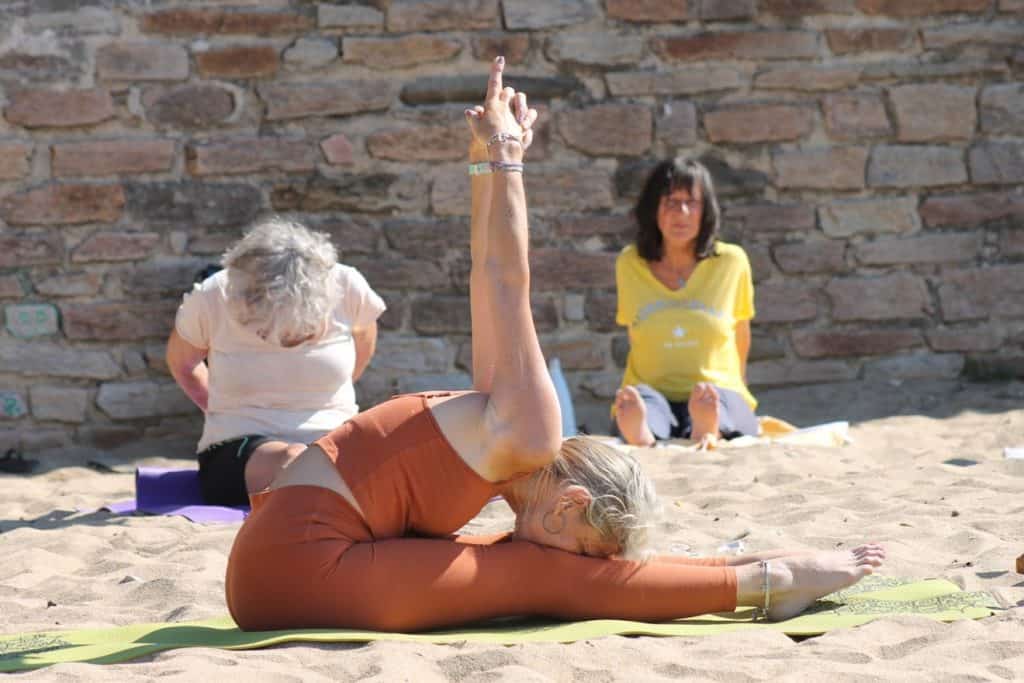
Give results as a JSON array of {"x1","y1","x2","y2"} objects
[
  {"x1": 614, "y1": 386, "x2": 655, "y2": 447},
  {"x1": 688, "y1": 383, "x2": 720, "y2": 446},
  {"x1": 766, "y1": 547, "x2": 886, "y2": 620}
]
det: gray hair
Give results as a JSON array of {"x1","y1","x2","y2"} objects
[
  {"x1": 222, "y1": 217, "x2": 338, "y2": 347},
  {"x1": 530, "y1": 436, "x2": 660, "y2": 561}
]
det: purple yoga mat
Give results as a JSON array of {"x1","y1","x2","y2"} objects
[{"x1": 104, "y1": 467, "x2": 248, "y2": 524}]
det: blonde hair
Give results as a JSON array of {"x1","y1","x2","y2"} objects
[
  {"x1": 222, "y1": 217, "x2": 338, "y2": 347},
  {"x1": 528, "y1": 436, "x2": 659, "y2": 561}
]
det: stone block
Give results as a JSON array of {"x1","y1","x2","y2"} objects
[
  {"x1": 374, "y1": 337, "x2": 453, "y2": 372},
  {"x1": 122, "y1": 258, "x2": 205, "y2": 298},
  {"x1": 383, "y1": 217, "x2": 467, "y2": 257},
  {"x1": 61, "y1": 302, "x2": 177, "y2": 341},
  {"x1": 890, "y1": 84, "x2": 976, "y2": 142},
  {"x1": 397, "y1": 373, "x2": 472, "y2": 395},
  {"x1": 259, "y1": 81, "x2": 394, "y2": 120},
  {"x1": 412, "y1": 295, "x2": 471, "y2": 335},
  {"x1": 52, "y1": 139, "x2": 175, "y2": 177},
  {"x1": 980, "y1": 84, "x2": 1024, "y2": 135},
  {"x1": 938, "y1": 265, "x2": 1024, "y2": 321},
  {"x1": 0, "y1": 276, "x2": 24, "y2": 299},
  {"x1": 401, "y1": 75, "x2": 580, "y2": 105},
  {"x1": 388, "y1": 0, "x2": 498, "y2": 31},
  {"x1": 760, "y1": 0, "x2": 857, "y2": 15},
  {"x1": 747, "y1": 359, "x2": 858, "y2": 387},
  {"x1": 792, "y1": 329, "x2": 923, "y2": 358},
  {"x1": 564, "y1": 293, "x2": 585, "y2": 322},
  {"x1": 347, "y1": 256, "x2": 449, "y2": 290},
  {"x1": 97, "y1": 381, "x2": 196, "y2": 420},
  {"x1": 919, "y1": 191, "x2": 1024, "y2": 227},
  {"x1": 862, "y1": 59, "x2": 1007, "y2": 81},
  {"x1": 773, "y1": 241, "x2": 847, "y2": 274},
  {"x1": 749, "y1": 331, "x2": 787, "y2": 361},
  {"x1": 525, "y1": 167, "x2": 615, "y2": 212},
  {"x1": 927, "y1": 325, "x2": 1002, "y2": 352},
  {"x1": 343, "y1": 35, "x2": 461, "y2": 70},
  {"x1": 531, "y1": 248, "x2": 616, "y2": 291},
  {"x1": 705, "y1": 103, "x2": 814, "y2": 144},
  {"x1": 96, "y1": 42, "x2": 189, "y2": 81},
  {"x1": 863, "y1": 353, "x2": 965, "y2": 380},
  {"x1": 554, "y1": 213, "x2": 633, "y2": 239},
  {"x1": 196, "y1": 46, "x2": 279, "y2": 78},
  {"x1": 755, "y1": 283, "x2": 819, "y2": 323},
  {"x1": 657, "y1": 101, "x2": 698, "y2": 148},
  {"x1": 308, "y1": 216, "x2": 380, "y2": 255},
  {"x1": 320, "y1": 134, "x2": 354, "y2": 165},
  {"x1": 431, "y1": 165, "x2": 472, "y2": 216},
  {"x1": 138, "y1": 8, "x2": 312, "y2": 35},
  {"x1": 856, "y1": 0, "x2": 989, "y2": 15},
  {"x1": 0, "y1": 234, "x2": 63, "y2": 268},
  {"x1": 701, "y1": 0, "x2": 757, "y2": 19},
  {"x1": 857, "y1": 233, "x2": 981, "y2": 265},
  {"x1": 284, "y1": 37, "x2": 338, "y2": 69},
  {"x1": 72, "y1": 232, "x2": 160, "y2": 263},
  {"x1": 821, "y1": 196, "x2": 921, "y2": 238},
  {"x1": 546, "y1": 33, "x2": 645, "y2": 67},
  {"x1": 747, "y1": 244, "x2": 774, "y2": 283},
  {"x1": 606, "y1": 67, "x2": 750, "y2": 97},
  {"x1": 755, "y1": 65, "x2": 862, "y2": 91},
  {"x1": 502, "y1": 0, "x2": 596, "y2": 29},
  {"x1": 541, "y1": 334, "x2": 607, "y2": 370},
  {"x1": 606, "y1": 0, "x2": 690, "y2": 21},
  {"x1": 584, "y1": 291, "x2": 618, "y2": 332},
  {"x1": 1003, "y1": 228, "x2": 1024, "y2": 255},
  {"x1": 126, "y1": 182, "x2": 262, "y2": 230},
  {"x1": 697, "y1": 157, "x2": 771, "y2": 198},
  {"x1": 0, "y1": 341, "x2": 120, "y2": 379},
  {"x1": 826, "y1": 27, "x2": 915, "y2": 54},
  {"x1": 1, "y1": 183, "x2": 124, "y2": 226},
  {"x1": 32, "y1": 271, "x2": 103, "y2": 297},
  {"x1": 5, "y1": 304, "x2": 58, "y2": 338},
  {"x1": 0, "y1": 141, "x2": 32, "y2": 180},
  {"x1": 4, "y1": 89, "x2": 114, "y2": 129},
  {"x1": 272, "y1": 172, "x2": 426, "y2": 214},
  {"x1": 0, "y1": 392, "x2": 27, "y2": 420},
  {"x1": 823, "y1": 92, "x2": 892, "y2": 140},
  {"x1": 653, "y1": 31, "x2": 820, "y2": 61},
  {"x1": 827, "y1": 274, "x2": 930, "y2": 321},
  {"x1": 367, "y1": 123, "x2": 469, "y2": 162},
  {"x1": 773, "y1": 147, "x2": 868, "y2": 190},
  {"x1": 187, "y1": 138, "x2": 317, "y2": 175},
  {"x1": 319, "y1": 4, "x2": 384, "y2": 31},
  {"x1": 30, "y1": 385, "x2": 89, "y2": 423},
  {"x1": 26, "y1": 7, "x2": 120, "y2": 34},
  {"x1": 723, "y1": 203, "x2": 817, "y2": 233},
  {"x1": 868, "y1": 146, "x2": 968, "y2": 188},
  {"x1": 921, "y1": 22, "x2": 1024, "y2": 48},
  {"x1": 969, "y1": 141, "x2": 1024, "y2": 185},
  {"x1": 471, "y1": 34, "x2": 531, "y2": 63},
  {"x1": 558, "y1": 104, "x2": 652, "y2": 157},
  {"x1": 143, "y1": 84, "x2": 236, "y2": 129}
]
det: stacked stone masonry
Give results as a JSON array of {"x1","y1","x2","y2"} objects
[{"x1": 0, "y1": 0, "x2": 1022, "y2": 449}]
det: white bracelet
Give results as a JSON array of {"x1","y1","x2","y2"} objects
[{"x1": 468, "y1": 162, "x2": 492, "y2": 176}]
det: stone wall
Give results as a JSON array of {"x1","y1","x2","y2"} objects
[{"x1": 0, "y1": 0, "x2": 1022, "y2": 451}]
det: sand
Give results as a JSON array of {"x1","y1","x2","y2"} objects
[{"x1": 2, "y1": 379, "x2": 1023, "y2": 681}]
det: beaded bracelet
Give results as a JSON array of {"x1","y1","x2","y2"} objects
[
  {"x1": 487, "y1": 132, "x2": 522, "y2": 147},
  {"x1": 467, "y1": 162, "x2": 492, "y2": 176},
  {"x1": 754, "y1": 560, "x2": 772, "y2": 621},
  {"x1": 490, "y1": 161, "x2": 524, "y2": 173}
]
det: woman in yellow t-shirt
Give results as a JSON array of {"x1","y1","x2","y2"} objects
[{"x1": 614, "y1": 158, "x2": 757, "y2": 447}]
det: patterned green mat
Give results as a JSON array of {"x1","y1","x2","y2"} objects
[{"x1": 0, "y1": 577, "x2": 998, "y2": 672}]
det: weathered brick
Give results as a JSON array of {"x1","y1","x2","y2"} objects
[
  {"x1": 30, "y1": 385, "x2": 89, "y2": 423},
  {"x1": 397, "y1": 372, "x2": 472, "y2": 395},
  {"x1": 540, "y1": 335, "x2": 606, "y2": 370},
  {"x1": 773, "y1": 241, "x2": 847, "y2": 274},
  {"x1": 749, "y1": 331, "x2": 787, "y2": 361},
  {"x1": 868, "y1": 146, "x2": 968, "y2": 188},
  {"x1": 52, "y1": 139, "x2": 175, "y2": 177},
  {"x1": 793, "y1": 328, "x2": 923, "y2": 357},
  {"x1": 0, "y1": 141, "x2": 32, "y2": 180},
  {"x1": 283, "y1": 37, "x2": 338, "y2": 69},
  {"x1": 864, "y1": 353, "x2": 965, "y2": 380},
  {"x1": 606, "y1": 0, "x2": 690, "y2": 21},
  {"x1": 584, "y1": 291, "x2": 618, "y2": 332},
  {"x1": 980, "y1": 84, "x2": 1024, "y2": 135},
  {"x1": 920, "y1": 191, "x2": 1024, "y2": 227},
  {"x1": 308, "y1": 216, "x2": 380, "y2": 255},
  {"x1": 96, "y1": 42, "x2": 189, "y2": 81},
  {"x1": 606, "y1": 66, "x2": 750, "y2": 97},
  {"x1": 938, "y1": 265, "x2": 1024, "y2": 321},
  {"x1": 272, "y1": 172, "x2": 426, "y2": 214},
  {"x1": 401, "y1": 75, "x2": 580, "y2": 105},
  {"x1": 97, "y1": 381, "x2": 196, "y2": 419},
  {"x1": 857, "y1": 233, "x2": 981, "y2": 265},
  {"x1": 756, "y1": 283, "x2": 819, "y2": 323},
  {"x1": 774, "y1": 147, "x2": 868, "y2": 190},
  {"x1": 4, "y1": 88, "x2": 114, "y2": 129},
  {"x1": 856, "y1": 0, "x2": 989, "y2": 15},
  {"x1": 657, "y1": 101, "x2": 698, "y2": 148},
  {"x1": 195, "y1": 45, "x2": 279, "y2": 79},
  {"x1": 374, "y1": 337, "x2": 453, "y2": 372},
  {"x1": 348, "y1": 256, "x2": 449, "y2": 290},
  {"x1": 546, "y1": 33, "x2": 645, "y2": 67},
  {"x1": 411, "y1": 295, "x2": 470, "y2": 335},
  {"x1": 755, "y1": 64, "x2": 862, "y2": 91},
  {"x1": 503, "y1": 0, "x2": 596, "y2": 29},
  {"x1": 72, "y1": 232, "x2": 160, "y2": 263},
  {"x1": 388, "y1": 0, "x2": 498, "y2": 32},
  {"x1": 706, "y1": 103, "x2": 814, "y2": 144},
  {"x1": 367, "y1": 123, "x2": 469, "y2": 162},
  {"x1": 700, "y1": 0, "x2": 757, "y2": 19},
  {"x1": 61, "y1": 302, "x2": 177, "y2": 340},
  {"x1": 748, "y1": 359, "x2": 858, "y2": 387},
  {"x1": 187, "y1": 138, "x2": 317, "y2": 175},
  {"x1": 5, "y1": 304, "x2": 58, "y2": 338},
  {"x1": 139, "y1": 9, "x2": 313, "y2": 35},
  {"x1": 32, "y1": 271, "x2": 103, "y2": 297},
  {"x1": 320, "y1": 134, "x2": 354, "y2": 165},
  {"x1": 970, "y1": 141, "x2": 1024, "y2": 185},
  {"x1": 343, "y1": 35, "x2": 461, "y2": 69},
  {"x1": 705, "y1": 157, "x2": 775, "y2": 199},
  {"x1": 819, "y1": 197, "x2": 920, "y2": 237},
  {"x1": 921, "y1": 22, "x2": 1024, "y2": 48},
  {"x1": 828, "y1": 274, "x2": 930, "y2": 321},
  {"x1": 0, "y1": 341, "x2": 120, "y2": 379},
  {"x1": 1003, "y1": 228, "x2": 1024, "y2": 254},
  {"x1": 121, "y1": 258, "x2": 205, "y2": 299},
  {"x1": 26, "y1": 7, "x2": 120, "y2": 34},
  {"x1": 531, "y1": 249, "x2": 616, "y2": 291},
  {"x1": 0, "y1": 234, "x2": 63, "y2": 268},
  {"x1": 526, "y1": 168, "x2": 615, "y2": 212},
  {"x1": 559, "y1": 104, "x2": 652, "y2": 157},
  {"x1": 826, "y1": 27, "x2": 916, "y2": 54},
  {"x1": 890, "y1": 84, "x2": 976, "y2": 142},
  {"x1": 927, "y1": 325, "x2": 1002, "y2": 352},
  {"x1": 747, "y1": 244, "x2": 774, "y2": 283},
  {"x1": 723, "y1": 203, "x2": 817, "y2": 233},
  {"x1": 0, "y1": 276, "x2": 24, "y2": 299},
  {"x1": 318, "y1": 4, "x2": 384, "y2": 31},
  {"x1": 1001, "y1": 0, "x2": 1024, "y2": 10},
  {"x1": 126, "y1": 182, "x2": 262, "y2": 230},
  {"x1": 383, "y1": 216, "x2": 466, "y2": 258},
  {"x1": 653, "y1": 31, "x2": 820, "y2": 61},
  {"x1": 259, "y1": 81, "x2": 394, "y2": 120},
  {"x1": 1, "y1": 183, "x2": 124, "y2": 226},
  {"x1": 76, "y1": 425, "x2": 141, "y2": 449},
  {"x1": 0, "y1": 51, "x2": 80, "y2": 83},
  {"x1": 431, "y1": 166, "x2": 472, "y2": 216},
  {"x1": 471, "y1": 33, "x2": 531, "y2": 63},
  {"x1": 555, "y1": 213, "x2": 633, "y2": 240},
  {"x1": 823, "y1": 92, "x2": 892, "y2": 140},
  {"x1": 143, "y1": 84, "x2": 236, "y2": 129},
  {"x1": 760, "y1": 0, "x2": 857, "y2": 15},
  {"x1": 862, "y1": 58, "x2": 1007, "y2": 81}
]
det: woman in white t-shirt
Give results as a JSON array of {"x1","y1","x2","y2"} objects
[{"x1": 166, "y1": 217, "x2": 386, "y2": 506}]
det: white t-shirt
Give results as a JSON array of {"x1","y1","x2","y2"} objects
[{"x1": 175, "y1": 264, "x2": 386, "y2": 452}]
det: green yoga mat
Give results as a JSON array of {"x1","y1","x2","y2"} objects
[{"x1": 0, "y1": 577, "x2": 998, "y2": 673}]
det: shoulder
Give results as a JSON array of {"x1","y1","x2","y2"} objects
[
  {"x1": 185, "y1": 268, "x2": 228, "y2": 303},
  {"x1": 708, "y1": 242, "x2": 750, "y2": 269},
  {"x1": 616, "y1": 244, "x2": 643, "y2": 271}
]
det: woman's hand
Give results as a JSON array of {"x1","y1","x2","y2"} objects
[{"x1": 465, "y1": 57, "x2": 538, "y2": 157}]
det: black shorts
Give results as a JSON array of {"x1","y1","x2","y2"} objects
[
  {"x1": 614, "y1": 384, "x2": 758, "y2": 441},
  {"x1": 197, "y1": 435, "x2": 273, "y2": 507}
]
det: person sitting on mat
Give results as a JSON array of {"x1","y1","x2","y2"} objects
[
  {"x1": 166, "y1": 218, "x2": 386, "y2": 507},
  {"x1": 224, "y1": 58, "x2": 885, "y2": 633},
  {"x1": 613, "y1": 158, "x2": 759, "y2": 448}
]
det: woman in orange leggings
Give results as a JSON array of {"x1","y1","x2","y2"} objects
[{"x1": 225, "y1": 59, "x2": 886, "y2": 633}]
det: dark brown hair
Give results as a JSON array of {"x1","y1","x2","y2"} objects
[{"x1": 634, "y1": 158, "x2": 720, "y2": 262}]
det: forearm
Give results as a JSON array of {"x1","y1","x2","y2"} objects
[
  {"x1": 171, "y1": 363, "x2": 209, "y2": 412},
  {"x1": 736, "y1": 320, "x2": 751, "y2": 383},
  {"x1": 482, "y1": 143, "x2": 529, "y2": 287},
  {"x1": 469, "y1": 142, "x2": 497, "y2": 391}
]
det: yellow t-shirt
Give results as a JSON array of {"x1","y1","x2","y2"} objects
[{"x1": 616, "y1": 242, "x2": 757, "y2": 409}]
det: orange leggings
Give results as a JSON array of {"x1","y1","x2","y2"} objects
[{"x1": 226, "y1": 486, "x2": 738, "y2": 632}]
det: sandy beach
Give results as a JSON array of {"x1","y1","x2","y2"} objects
[{"x1": 3, "y1": 379, "x2": 1023, "y2": 681}]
